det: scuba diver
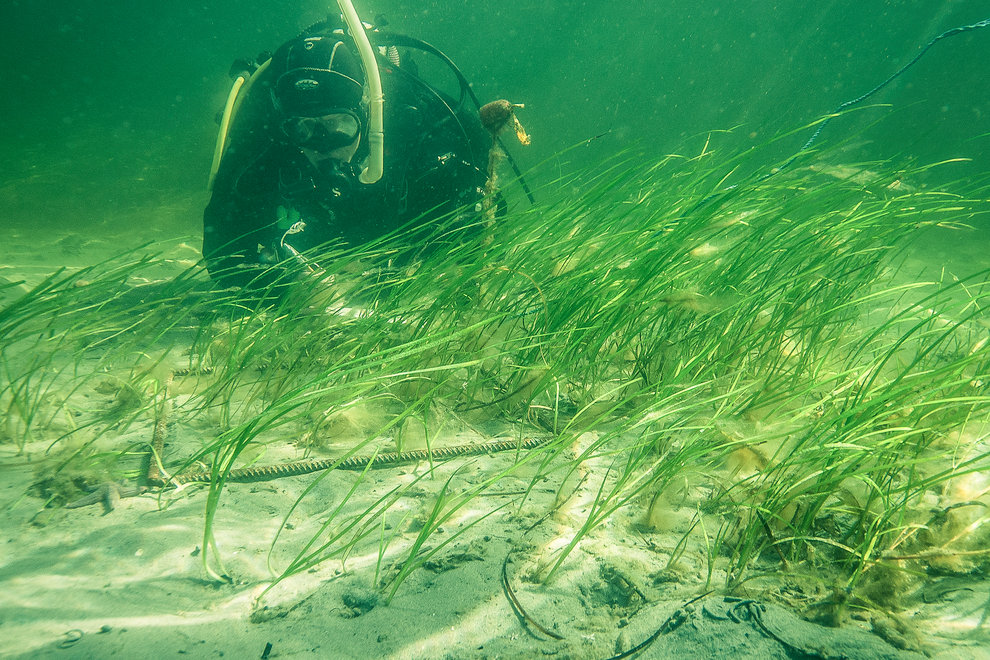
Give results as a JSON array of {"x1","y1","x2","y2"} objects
[{"x1": 203, "y1": 16, "x2": 499, "y2": 291}]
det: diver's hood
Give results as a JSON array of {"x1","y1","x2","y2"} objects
[{"x1": 271, "y1": 36, "x2": 365, "y2": 118}]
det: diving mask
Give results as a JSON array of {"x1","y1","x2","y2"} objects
[{"x1": 282, "y1": 110, "x2": 362, "y2": 153}]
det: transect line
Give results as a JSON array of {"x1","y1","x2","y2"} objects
[{"x1": 158, "y1": 436, "x2": 553, "y2": 486}]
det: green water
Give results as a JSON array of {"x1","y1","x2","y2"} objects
[
  {"x1": 2, "y1": 1, "x2": 988, "y2": 233},
  {"x1": 2, "y1": 3, "x2": 990, "y2": 658}
]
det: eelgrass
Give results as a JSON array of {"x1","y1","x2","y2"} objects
[{"x1": 4, "y1": 135, "x2": 990, "y2": 625}]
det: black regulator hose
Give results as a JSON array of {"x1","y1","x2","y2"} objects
[{"x1": 375, "y1": 31, "x2": 537, "y2": 205}]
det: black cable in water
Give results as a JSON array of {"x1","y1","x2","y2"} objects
[
  {"x1": 772, "y1": 16, "x2": 990, "y2": 178},
  {"x1": 686, "y1": 15, "x2": 990, "y2": 214}
]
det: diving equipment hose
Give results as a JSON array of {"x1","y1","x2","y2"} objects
[
  {"x1": 207, "y1": 76, "x2": 244, "y2": 190},
  {"x1": 207, "y1": 59, "x2": 270, "y2": 190}
]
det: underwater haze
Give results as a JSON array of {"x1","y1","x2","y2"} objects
[
  {"x1": 3, "y1": 1, "x2": 989, "y2": 233},
  {"x1": 3, "y1": 2, "x2": 990, "y2": 659}
]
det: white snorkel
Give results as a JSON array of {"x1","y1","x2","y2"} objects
[{"x1": 336, "y1": 0, "x2": 384, "y2": 184}]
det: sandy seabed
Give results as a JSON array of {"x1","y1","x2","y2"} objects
[
  {"x1": 5, "y1": 436, "x2": 986, "y2": 660},
  {"x1": 3, "y1": 427, "x2": 989, "y2": 660}
]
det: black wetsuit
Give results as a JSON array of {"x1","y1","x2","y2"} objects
[{"x1": 203, "y1": 42, "x2": 491, "y2": 289}]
